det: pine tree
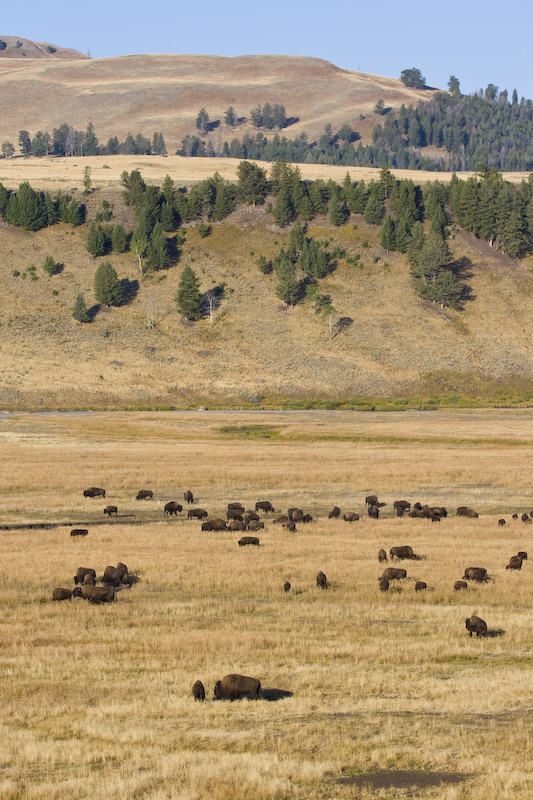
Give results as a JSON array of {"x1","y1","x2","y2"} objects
[
  {"x1": 363, "y1": 195, "x2": 384, "y2": 224},
  {"x1": 94, "y1": 261, "x2": 123, "y2": 306},
  {"x1": 196, "y1": 108, "x2": 209, "y2": 134},
  {"x1": 42, "y1": 256, "x2": 57, "y2": 276},
  {"x1": 160, "y1": 201, "x2": 176, "y2": 231},
  {"x1": 72, "y1": 293, "x2": 91, "y2": 323},
  {"x1": 146, "y1": 223, "x2": 170, "y2": 271},
  {"x1": 86, "y1": 223, "x2": 107, "y2": 257},
  {"x1": 176, "y1": 265, "x2": 202, "y2": 320},
  {"x1": 329, "y1": 194, "x2": 349, "y2": 226},
  {"x1": 272, "y1": 185, "x2": 295, "y2": 227},
  {"x1": 287, "y1": 222, "x2": 305, "y2": 262},
  {"x1": 380, "y1": 214, "x2": 396, "y2": 251},
  {"x1": 14, "y1": 182, "x2": 47, "y2": 231},
  {"x1": 111, "y1": 223, "x2": 128, "y2": 253},
  {"x1": 256, "y1": 255, "x2": 272, "y2": 274},
  {"x1": 275, "y1": 257, "x2": 299, "y2": 305}
]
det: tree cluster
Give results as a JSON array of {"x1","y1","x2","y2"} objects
[
  {"x1": 0, "y1": 181, "x2": 84, "y2": 231},
  {"x1": 18, "y1": 125, "x2": 166, "y2": 157}
]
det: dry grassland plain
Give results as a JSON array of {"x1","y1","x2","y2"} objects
[{"x1": 2, "y1": 409, "x2": 533, "y2": 799}]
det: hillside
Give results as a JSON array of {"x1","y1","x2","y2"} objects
[
  {"x1": 0, "y1": 52, "x2": 433, "y2": 153},
  {"x1": 1, "y1": 167, "x2": 533, "y2": 411},
  {"x1": 0, "y1": 35, "x2": 87, "y2": 60}
]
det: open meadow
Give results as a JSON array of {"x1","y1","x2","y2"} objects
[{"x1": 1, "y1": 408, "x2": 533, "y2": 799}]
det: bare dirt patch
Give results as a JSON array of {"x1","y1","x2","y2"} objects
[{"x1": 337, "y1": 770, "x2": 469, "y2": 791}]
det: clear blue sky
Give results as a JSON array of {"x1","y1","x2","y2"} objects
[{"x1": 4, "y1": 0, "x2": 533, "y2": 100}]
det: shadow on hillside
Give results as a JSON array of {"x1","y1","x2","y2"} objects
[
  {"x1": 120, "y1": 278, "x2": 139, "y2": 305},
  {"x1": 261, "y1": 688, "x2": 294, "y2": 702},
  {"x1": 87, "y1": 304, "x2": 100, "y2": 322},
  {"x1": 333, "y1": 317, "x2": 353, "y2": 338}
]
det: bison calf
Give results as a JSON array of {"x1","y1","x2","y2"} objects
[
  {"x1": 415, "y1": 581, "x2": 427, "y2": 591},
  {"x1": 465, "y1": 615, "x2": 487, "y2": 637},
  {"x1": 316, "y1": 571, "x2": 328, "y2": 589},
  {"x1": 192, "y1": 680, "x2": 205, "y2": 701},
  {"x1": 454, "y1": 580, "x2": 468, "y2": 591},
  {"x1": 52, "y1": 588, "x2": 72, "y2": 602},
  {"x1": 378, "y1": 548, "x2": 387, "y2": 563}
]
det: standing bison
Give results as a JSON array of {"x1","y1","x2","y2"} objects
[
  {"x1": 378, "y1": 549, "x2": 387, "y2": 563},
  {"x1": 164, "y1": 501, "x2": 183, "y2": 516},
  {"x1": 463, "y1": 567, "x2": 490, "y2": 582},
  {"x1": 70, "y1": 529, "x2": 88, "y2": 537},
  {"x1": 368, "y1": 505, "x2": 379, "y2": 519},
  {"x1": 136, "y1": 490, "x2": 153, "y2": 500},
  {"x1": 506, "y1": 555, "x2": 524, "y2": 570},
  {"x1": 52, "y1": 588, "x2": 72, "y2": 601},
  {"x1": 192, "y1": 680, "x2": 205, "y2": 701},
  {"x1": 103, "y1": 505, "x2": 117, "y2": 516},
  {"x1": 316, "y1": 571, "x2": 328, "y2": 589},
  {"x1": 201, "y1": 519, "x2": 227, "y2": 532},
  {"x1": 188, "y1": 508, "x2": 208, "y2": 519},
  {"x1": 184, "y1": 490, "x2": 194, "y2": 504},
  {"x1": 238, "y1": 536, "x2": 260, "y2": 547},
  {"x1": 365, "y1": 495, "x2": 378, "y2": 507},
  {"x1": 83, "y1": 487, "x2": 105, "y2": 498},
  {"x1": 328, "y1": 506, "x2": 341, "y2": 519},
  {"x1": 381, "y1": 567, "x2": 407, "y2": 580},
  {"x1": 465, "y1": 615, "x2": 487, "y2": 637},
  {"x1": 214, "y1": 674, "x2": 261, "y2": 701},
  {"x1": 255, "y1": 501, "x2": 274, "y2": 513},
  {"x1": 74, "y1": 567, "x2": 96, "y2": 585},
  {"x1": 390, "y1": 545, "x2": 420, "y2": 560}
]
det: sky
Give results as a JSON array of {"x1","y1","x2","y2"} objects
[{"x1": 3, "y1": 0, "x2": 533, "y2": 100}]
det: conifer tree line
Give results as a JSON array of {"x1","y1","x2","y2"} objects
[
  {"x1": 16, "y1": 124, "x2": 167, "y2": 157},
  {"x1": 0, "y1": 181, "x2": 84, "y2": 230}
]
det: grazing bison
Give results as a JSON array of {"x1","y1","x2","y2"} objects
[
  {"x1": 395, "y1": 506, "x2": 405, "y2": 518},
  {"x1": 289, "y1": 509, "x2": 304, "y2": 522},
  {"x1": 302, "y1": 514, "x2": 313, "y2": 523},
  {"x1": 381, "y1": 567, "x2": 407, "y2": 581},
  {"x1": 365, "y1": 495, "x2": 378, "y2": 507},
  {"x1": 506, "y1": 555, "x2": 524, "y2": 570},
  {"x1": 328, "y1": 506, "x2": 341, "y2": 519},
  {"x1": 255, "y1": 501, "x2": 274, "y2": 513},
  {"x1": 86, "y1": 586, "x2": 116, "y2": 604},
  {"x1": 390, "y1": 545, "x2": 420, "y2": 561},
  {"x1": 378, "y1": 548, "x2": 387, "y2": 563},
  {"x1": 283, "y1": 520, "x2": 296, "y2": 532},
  {"x1": 104, "y1": 505, "x2": 117, "y2": 516},
  {"x1": 214, "y1": 674, "x2": 261, "y2": 701},
  {"x1": 70, "y1": 529, "x2": 88, "y2": 537},
  {"x1": 83, "y1": 487, "x2": 105, "y2": 498},
  {"x1": 498, "y1": 518, "x2": 506, "y2": 526},
  {"x1": 188, "y1": 508, "x2": 208, "y2": 519},
  {"x1": 228, "y1": 520, "x2": 247, "y2": 531},
  {"x1": 164, "y1": 501, "x2": 183, "y2": 516},
  {"x1": 457, "y1": 507, "x2": 479, "y2": 518},
  {"x1": 238, "y1": 536, "x2": 260, "y2": 547},
  {"x1": 378, "y1": 578, "x2": 389, "y2": 591},
  {"x1": 192, "y1": 680, "x2": 205, "y2": 702},
  {"x1": 316, "y1": 571, "x2": 328, "y2": 589},
  {"x1": 227, "y1": 509, "x2": 243, "y2": 521},
  {"x1": 454, "y1": 580, "x2": 468, "y2": 591},
  {"x1": 136, "y1": 489, "x2": 153, "y2": 500},
  {"x1": 394, "y1": 500, "x2": 411, "y2": 513},
  {"x1": 52, "y1": 588, "x2": 72, "y2": 602},
  {"x1": 368, "y1": 505, "x2": 379, "y2": 519},
  {"x1": 202, "y1": 519, "x2": 227, "y2": 532},
  {"x1": 274, "y1": 515, "x2": 289, "y2": 524},
  {"x1": 521, "y1": 513, "x2": 531, "y2": 523},
  {"x1": 184, "y1": 490, "x2": 194, "y2": 504},
  {"x1": 343, "y1": 512, "x2": 360, "y2": 522},
  {"x1": 512, "y1": 513, "x2": 519, "y2": 519},
  {"x1": 83, "y1": 573, "x2": 95, "y2": 585},
  {"x1": 284, "y1": 581, "x2": 291, "y2": 592},
  {"x1": 415, "y1": 581, "x2": 427, "y2": 591},
  {"x1": 247, "y1": 520, "x2": 264, "y2": 531},
  {"x1": 245, "y1": 512, "x2": 259, "y2": 523},
  {"x1": 465, "y1": 615, "x2": 487, "y2": 637},
  {"x1": 517, "y1": 551, "x2": 528, "y2": 561},
  {"x1": 463, "y1": 567, "x2": 489, "y2": 582},
  {"x1": 103, "y1": 563, "x2": 128, "y2": 586},
  {"x1": 409, "y1": 508, "x2": 427, "y2": 518},
  {"x1": 228, "y1": 502, "x2": 245, "y2": 513},
  {"x1": 74, "y1": 567, "x2": 96, "y2": 585}
]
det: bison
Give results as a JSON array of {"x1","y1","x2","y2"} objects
[
  {"x1": 316, "y1": 571, "x2": 328, "y2": 589},
  {"x1": 415, "y1": 581, "x2": 427, "y2": 591},
  {"x1": 83, "y1": 487, "x2": 105, "y2": 498},
  {"x1": 378, "y1": 578, "x2": 389, "y2": 592},
  {"x1": 228, "y1": 502, "x2": 245, "y2": 513},
  {"x1": 86, "y1": 586, "x2": 116, "y2": 604},
  {"x1": 506, "y1": 555, "x2": 523, "y2": 570},
  {"x1": 394, "y1": 500, "x2": 411, "y2": 513},
  {"x1": 255, "y1": 501, "x2": 274, "y2": 513},
  {"x1": 214, "y1": 674, "x2": 261, "y2": 701},
  {"x1": 463, "y1": 567, "x2": 489, "y2": 582},
  {"x1": 368, "y1": 505, "x2": 379, "y2": 520},
  {"x1": 381, "y1": 567, "x2": 407, "y2": 580},
  {"x1": 83, "y1": 573, "x2": 95, "y2": 585},
  {"x1": 104, "y1": 505, "x2": 117, "y2": 516},
  {"x1": 498, "y1": 518, "x2": 506, "y2": 526},
  {"x1": 454, "y1": 580, "x2": 468, "y2": 591},
  {"x1": 184, "y1": 490, "x2": 194, "y2": 504},
  {"x1": 289, "y1": 509, "x2": 304, "y2": 522},
  {"x1": 238, "y1": 536, "x2": 260, "y2": 547},
  {"x1": 192, "y1": 680, "x2": 205, "y2": 701},
  {"x1": 457, "y1": 507, "x2": 479, "y2": 518},
  {"x1": 228, "y1": 520, "x2": 247, "y2": 531},
  {"x1": 136, "y1": 489, "x2": 153, "y2": 500},
  {"x1": 517, "y1": 551, "x2": 528, "y2": 561},
  {"x1": 202, "y1": 519, "x2": 227, "y2": 532},
  {"x1": 70, "y1": 529, "x2": 88, "y2": 537},
  {"x1": 244, "y1": 512, "x2": 259, "y2": 523},
  {"x1": 465, "y1": 615, "x2": 487, "y2": 637},
  {"x1": 390, "y1": 545, "x2": 420, "y2": 560},
  {"x1": 302, "y1": 514, "x2": 313, "y2": 523},
  {"x1": 343, "y1": 512, "x2": 360, "y2": 522},
  {"x1": 283, "y1": 520, "x2": 296, "y2": 532},
  {"x1": 247, "y1": 520, "x2": 264, "y2": 531},
  {"x1": 378, "y1": 548, "x2": 387, "y2": 563},
  {"x1": 103, "y1": 563, "x2": 128, "y2": 586},
  {"x1": 328, "y1": 506, "x2": 341, "y2": 519},
  {"x1": 521, "y1": 513, "x2": 531, "y2": 524},
  {"x1": 74, "y1": 567, "x2": 96, "y2": 585},
  {"x1": 283, "y1": 581, "x2": 291, "y2": 592},
  {"x1": 365, "y1": 495, "x2": 378, "y2": 507},
  {"x1": 164, "y1": 501, "x2": 183, "y2": 516},
  {"x1": 188, "y1": 508, "x2": 208, "y2": 519},
  {"x1": 52, "y1": 588, "x2": 72, "y2": 602},
  {"x1": 274, "y1": 515, "x2": 289, "y2": 524},
  {"x1": 227, "y1": 509, "x2": 244, "y2": 521},
  {"x1": 395, "y1": 506, "x2": 405, "y2": 518}
]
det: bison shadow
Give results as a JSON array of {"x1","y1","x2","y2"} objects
[
  {"x1": 261, "y1": 688, "x2": 294, "y2": 702},
  {"x1": 486, "y1": 628, "x2": 505, "y2": 638}
]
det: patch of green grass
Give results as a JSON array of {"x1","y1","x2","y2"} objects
[{"x1": 218, "y1": 425, "x2": 281, "y2": 439}]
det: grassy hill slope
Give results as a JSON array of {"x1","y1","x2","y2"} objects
[{"x1": 1, "y1": 173, "x2": 533, "y2": 410}]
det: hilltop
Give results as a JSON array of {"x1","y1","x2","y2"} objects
[{"x1": 0, "y1": 35, "x2": 87, "y2": 60}]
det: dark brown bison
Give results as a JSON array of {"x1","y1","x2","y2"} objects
[
  {"x1": 103, "y1": 563, "x2": 128, "y2": 586},
  {"x1": 316, "y1": 571, "x2": 328, "y2": 589},
  {"x1": 427, "y1": 506, "x2": 447, "y2": 517},
  {"x1": 86, "y1": 586, "x2": 116, "y2": 604},
  {"x1": 52, "y1": 588, "x2": 72, "y2": 601},
  {"x1": 390, "y1": 545, "x2": 420, "y2": 561},
  {"x1": 70, "y1": 529, "x2": 88, "y2": 537},
  {"x1": 394, "y1": 500, "x2": 411, "y2": 513},
  {"x1": 228, "y1": 502, "x2": 245, "y2": 513},
  {"x1": 413, "y1": 502, "x2": 423, "y2": 510},
  {"x1": 192, "y1": 680, "x2": 205, "y2": 701},
  {"x1": 255, "y1": 501, "x2": 274, "y2": 513},
  {"x1": 378, "y1": 578, "x2": 389, "y2": 591},
  {"x1": 395, "y1": 506, "x2": 405, "y2": 518},
  {"x1": 274, "y1": 515, "x2": 289, "y2": 524},
  {"x1": 343, "y1": 512, "x2": 360, "y2": 522},
  {"x1": 289, "y1": 509, "x2": 304, "y2": 522},
  {"x1": 506, "y1": 555, "x2": 523, "y2": 570},
  {"x1": 83, "y1": 573, "x2": 95, "y2": 585},
  {"x1": 463, "y1": 567, "x2": 489, "y2": 582},
  {"x1": 378, "y1": 548, "x2": 387, "y2": 563},
  {"x1": 453, "y1": 580, "x2": 468, "y2": 591},
  {"x1": 136, "y1": 489, "x2": 153, "y2": 500},
  {"x1": 512, "y1": 513, "x2": 519, "y2": 519},
  {"x1": 188, "y1": 508, "x2": 208, "y2": 519},
  {"x1": 284, "y1": 581, "x2": 291, "y2": 592},
  {"x1": 457, "y1": 507, "x2": 479, "y2": 518},
  {"x1": 247, "y1": 520, "x2": 264, "y2": 531},
  {"x1": 368, "y1": 505, "x2": 379, "y2": 519},
  {"x1": 238, "y1": 536, "x2": 260, "y2": 547},
  {"x1": 245, "y1": 512, "x2": 259, "y2": 523},
  {"x1": 381, "y1": 567, "x2": 407, "y2": 580},
  {"x1": 228, "y1": 520, "x2": 247, "y2": 531},
  {"x1": 283, "y1": 520, "x2": 296, "y2": 532},
  {"x1": 521, "y1": 513, "x2": 531, "y2": 523},
  {"x1": 164, "y1": 501, "x2": 183, "y2": 516},
  {"x1": 517, "y1": 551, "x2": 528, "y2": 561},
  {"x1": 74, "y1": 567, "x2": 96, "y2": 585},
  {"x1": 409, "y1": 508, "x2": 428, "y2": 518},
  {"x1": 83, "y1": 487, "x2": 105, "y2": 498},
  {"x1": 227, "y1": 509, "x2": 244, "y2": 521},
  {"x1": 498, "y1": 518, "x2": 506, "y2": 526},
  {"x1": 201, "y1": 519, "x2": 227, "y2": 532},
  {"x1": 365, "y1": 495, "x2": 378, "y2": 507},
  {"x1": 328, "y1": 506, "x2": 341, "y2": 519},
  {"x1": 302, "y1": 514, "x2": 313, "y2": 523},
  {"x1": 415, "y1": 581, "x2": 427, "y2": 591},
  {"x1": 104, "y1": 505, "x2": 117, "y2": 516},
  {"x1": 465, "y1": 615, "x2": 487, "y2": 637},
  {"x1": 184, "y1": 490, "x2": 194, "y2": 504},
  {"x1": 214, "y1": 674, "x2": 261, "y2": 701}
]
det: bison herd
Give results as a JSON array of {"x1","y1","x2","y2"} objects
[{"x1": 53, "y1": 561, "x2": 138, "y2": 604}]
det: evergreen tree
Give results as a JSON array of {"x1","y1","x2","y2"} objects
[
  {"x1": 363, "y1": 194, "x2": 384, "y2": 224},
  {"x1": 161, "y1": 174, "x2": 176, "y2": 203},
  {"x1": 224, "y1": 107, "x2": 237, "y2": 127},
  {"x1": 412, "y1": 231, "x2": 451, "y2": 283},
  {"x1": 42, "y1": 256, "x2": 57, "y2": 276},
  {"x1": 287, "y1": 222, "x2": 305, "y2": 262},
  {"x1": 329, "y1": 194, "x2": 349, "y2": 226},
  {"x1": 237, "y1": 161, "x2": 268, "y2": 205},
  {"x1": 146, "y1": 223, "x2": 170, "y2": 271},
  {"x1": 18, "y1": 130, "x2": 31, "y2": 156},
  {"x1": 256, "y1": 254, "x2": 272, "y2": 274},
  {"x1": 14, "y1": 182, "x2": 47, "y2": 231},
  {"x1": 66, "y1": 198, "x2": 83, "y2": 226},
  {"x1": 298, "y1": 239, "x2": 328, "y2": 279},
  {"x1": 272, "y1": 185, "x2": 295, "y2": 227},
  {"x1": 407, "y1": 221, "x2": 426, "y2": 269},
  {"x1": 94, "y1": 261, "x2": 123, "y2": 306},
  {"x1": 380, "y1": 214, "x2": 396, "y2": 251},
  {"x1": 86, "y1": 223, "x2": 107, "y2": 257},
  {"x1": 196, "y1": 108, "x2": 210, "y2": 134},
  {"x1": 160, "y1": 201, "x2": 177, "y2": 231},
  {"x1": 400, "y1": 68, "x2": 426, "y2": 89},
  {"x1": 175, "y1": 265, "x2": 202, "y2": 320},
  {"x1": 72, "y1": 293, "x2": 91, "y2": 323},
  {"x1": 121, "y1": 169, "x2": 146, "y2": 207},
  {"x1": 111, "y1": 223, "x2": 128, "y2": 253},
  {"x1": 275, "y1": 257, "x2": 300, "y2": 305},
  {"x1": 394, "y1": 216, "x2": 411, "y2": 253}
]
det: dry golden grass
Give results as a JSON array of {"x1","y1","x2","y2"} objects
[{"x1": 1, "y1": 410, "x2": 533, "y2": 798}]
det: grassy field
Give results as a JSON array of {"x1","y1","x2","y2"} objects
[{"x1": 2, "y1": 409, "x2": 533, "y2": 799}]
